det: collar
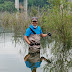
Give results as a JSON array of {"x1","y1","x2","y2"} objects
[{"x1": 31, "y1": 24, "x2": 37, "y2": 29}]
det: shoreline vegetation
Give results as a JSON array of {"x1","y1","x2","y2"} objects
[{"x1": 0, "y1": 0, "x2": 72, "y2": 72}]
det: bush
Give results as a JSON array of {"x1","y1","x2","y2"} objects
[{"x1": 0, "y1": 1, "x2": 17, "y2": 12}]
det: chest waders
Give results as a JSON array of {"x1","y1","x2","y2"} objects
[
  {"x1": 28, "y1": 27, "x2": 41, "y2": 53},
  {"x1": 28, "y1": 27, "x2": 41, "y2": 63}
]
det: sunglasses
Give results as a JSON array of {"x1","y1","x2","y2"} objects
[{"x1": 32, "y1": 21, "x2": 37, "y2": 22}]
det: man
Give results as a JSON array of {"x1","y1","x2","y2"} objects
[{"x1": 24, "y1": 17, "x2": 51, "y2": 53}]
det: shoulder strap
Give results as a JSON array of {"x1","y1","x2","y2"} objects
[{"x1": 29, "y1": 27, "x2": 36, "y2": 34}]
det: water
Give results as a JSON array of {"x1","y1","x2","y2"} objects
[
  {"x1": 0, "y1": 33, "x2": 49, "y2": 72},
  {"x1": 0, "y1": 33, "x2": 72, "y2": 72}
]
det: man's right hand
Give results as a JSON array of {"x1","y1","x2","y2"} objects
[
  {"x1": 24, "y1": 36, "x2": 31, "y2": 45},
  {"x1": 29, "y1": 42, "x2": 34, "y2": 46}
]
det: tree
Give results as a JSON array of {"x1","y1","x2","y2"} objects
[
  {"x1": 0, "y1": 1, "x2": 17, "y2": 12},
  {"x1": 28, "y1": 0, "x2": 49, "y2": 8},
  {"x1": 40, "y1": 0, "x2": 72, "y2": 72}
]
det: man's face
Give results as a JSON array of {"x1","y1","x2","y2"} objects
[{"x1": 32, "y1": 21, "x2": 38, "y2": 26}]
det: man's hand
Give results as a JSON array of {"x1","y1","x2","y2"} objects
[
  {"x1": 47, "y1": 32, "x2": 51, "y2": 36},
  {"x1": 29, "y1": 42, "x2": 34, "y2": 46},
  {"x1": 24, "y1": 36, "x2": 31, "y2": 45}
]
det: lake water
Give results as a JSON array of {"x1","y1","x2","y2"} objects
[
  {"x1": 0, "y1": 33, "x2": 72, "y2": 72},
  {"x1": 0, "y1": 33, "x2": 52, "y2": 72}
]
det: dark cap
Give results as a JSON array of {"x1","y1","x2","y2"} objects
[{"x1": 32, "y1": 17, "x2": 38, "y2": 21}]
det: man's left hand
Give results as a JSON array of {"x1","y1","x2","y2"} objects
[{"x1": 47, "y1": 32, "x2": 51, "y2": 36}]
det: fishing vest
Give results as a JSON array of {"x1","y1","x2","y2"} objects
[{"x1": 28, "y1": 27, "x2": 41, "y2": 53}]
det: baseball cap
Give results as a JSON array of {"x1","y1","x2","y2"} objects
[{"x1": 32, "y1": 17, "x2": 38, "y2": 21}]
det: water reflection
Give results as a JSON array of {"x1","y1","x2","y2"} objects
[
  {"x1": 1, "y1": 33, "x2": 72, "y2": 72},
  {"x1": 0, "y1": 33, "x2": 51, "y2": 72},
  {"x1": 24, "y1": 50, "x2": 51, "y2": 72}
]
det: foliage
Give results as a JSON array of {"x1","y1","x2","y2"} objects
[
  {"x1": 0, "y1": 1, "x2": 17, "y2": 12},
  {"x1": 28, "y1": 0, "x2": 48, "y2": 8},
  {"x1": 40, "y1": 0, "x2": 72, "y2": 72},
  {"x1": 0, "y1": 0, "x2": 4, "y2": 4},
  {"x1": 1, "y1": 12, "x2": 30, "y2": 33},
  {"x1": 0, "y1": 0, "x2": 72, "y2": 72}
]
